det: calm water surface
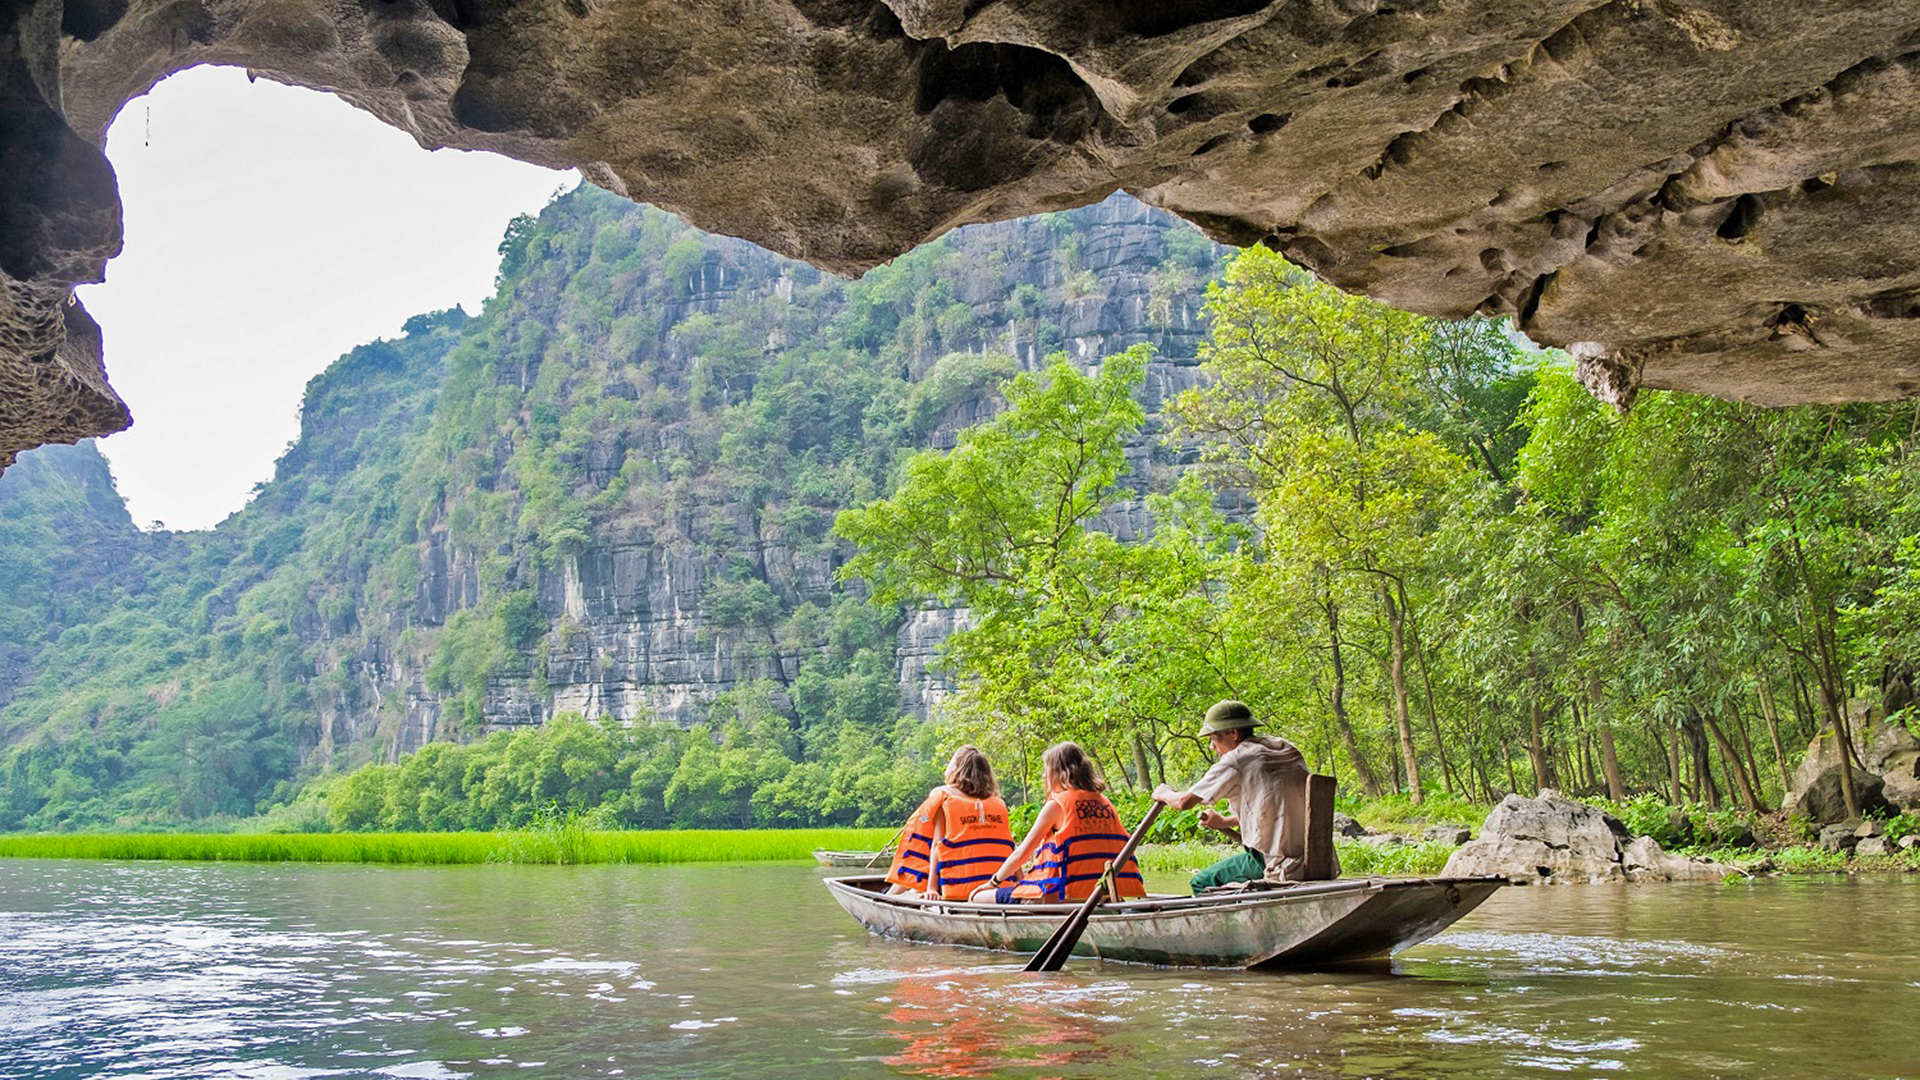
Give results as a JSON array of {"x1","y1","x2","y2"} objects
[{"x1": 1, "y1": 859, "x2": 1914, "y2": 1079}]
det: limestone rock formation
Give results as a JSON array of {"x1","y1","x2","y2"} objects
[
  {"x1": 1442, "y1": 789, "x2": 1733, "y2": 883},
  {"x1": 1443, "y1": 789, "x2": 1633, "y2": 883},
  {"x1": 1619, "y1": 835, "x2": 1736, "y2": 883},
  {"x1": 361, "y1": 192, "x2": 1221, "y2": 751},
  {"x1": 11, "y1": 1, "x2": 1920, "y2": 467},
  {"x1": 1782, "y1": 722, "x2": 1913, "y2": 822},
  {"x1": 1866, "y1": 722, "x2": 1920, "y2": 810}
]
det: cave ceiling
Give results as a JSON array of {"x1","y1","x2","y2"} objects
[{"x1": 6, "y1": 0, "x2": 1920, "y2": 470}]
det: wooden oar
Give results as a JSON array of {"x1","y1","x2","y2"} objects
[
  {"x1": 1023, "y1": 801, "x2": 1162, "y2": 972},
  {"x1": 864, "y1": 825, "x2": 906, "y2": 869}
]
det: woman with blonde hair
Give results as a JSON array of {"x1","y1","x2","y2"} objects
[
  {"x1": 971, "y1": 741, "x2": 1145, "y2": 904},
  {"x1": 883, "y1": 745, "x2": 1016, "y2": 899}
]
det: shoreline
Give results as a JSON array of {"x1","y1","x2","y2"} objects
[
  {"x1": 0, "y1": 827, "x2": 895, "y2": 866},
  {"x1": 4, "y1": 830, "x2": 1915, "y2": 877},
  {"x1": 1133, "y1": 839, "x2": 1920, "y2": 880}
]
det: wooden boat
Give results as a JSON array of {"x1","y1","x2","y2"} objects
[
  {"x1": 823, "y1": 873, "x2": 1504, "y2": 968},
  {"x1": 812, "y1": 849, "x2": 894, "y2": 868}
]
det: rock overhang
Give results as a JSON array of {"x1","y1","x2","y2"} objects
[{"x1": 7, "y1": 0, "x2": 1920, "y2": 470}]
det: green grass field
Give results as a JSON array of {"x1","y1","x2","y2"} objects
[{"x1": 0, "y1": 827, "x2": 898, "y2": 866}]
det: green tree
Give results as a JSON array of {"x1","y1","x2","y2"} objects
[{"x1": 1171, "y1": 248, "x2": 1505, "y2": 801}]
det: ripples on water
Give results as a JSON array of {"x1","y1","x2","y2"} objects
[{"x1": 1, "y1": 861, "x2": 1914, "y2": 1079}]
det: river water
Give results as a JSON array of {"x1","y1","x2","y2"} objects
[{"x1": 1, "y1": 859, "x2": 1914, "y2": 1079}]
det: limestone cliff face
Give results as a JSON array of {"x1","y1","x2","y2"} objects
[
  {"x1": 302, "y1": 192, "x2": 1228, "y2": 758},
  {"x1": 9, "y1": 0, "x2": 1920, "y2": 469}
]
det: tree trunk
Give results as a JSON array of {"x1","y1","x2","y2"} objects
[
  {"x1": 1812, "y1": 611, "x2": 1858, "y2": 810},
  {"x1": 1726, "y1": 700, "x2": 1768, "y2": 809},
  {"x1": 1403, "y1": 584, "x2": 1457, "y2": 795},
  {"x1": 1755, "y1": 675, "x2": 1792, "y2": 794},
  {"x1": 1382, "y1": 583, "x2": 1423, "y2": 803},
  {"x1": 1571, "y1": 699, "x2": 1598, "y2": 794},
  {"x1": 1684, "y1": 709, "x2": 1721, "y2": 809},
  {"x1": 1655, "y1": 725, "x2": 1683, "y2": 804},
  {"x1": 1599, "y1": 725, "x2": 1626, "y2": 801},
  {"x1": 1465, "y1": 695, "x2": 1495, "y2": 801},
  {"x1": 1793, "y1": 668, "x2": 1818, "y2": 742},
  {"x1": 1811, "y1": 606, "x2": 1861, "y2": 818},
  {"x1": 1501, "y1": 735, "x2": 1518, "y2": 798},
  {"x1": 1583, "y1": 731, "x2": 1599, "y2": 795},
  {"x1": 1327, "y1": 599, "x2": 1382, "y2": 796},
  {"x1": 1527, "y1": 698, "x2": 1550, "y2": 795},
  {"x1": 1131, "y1": 732, "x2": 1153, "y2": 791},
  {"x1": 1706, "y1": 713, "x2": 1762, "y2": 813}
]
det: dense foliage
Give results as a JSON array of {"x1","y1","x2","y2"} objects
[
  {"x1": 0, "y1": 313, "x2": 464, "y2": 828},
  {"x1": 320, "y1": 711, "x2": 939, "y2": 831},
  {"x1": 840, "y1": 246, "x2": 1920, "y2": 818}
]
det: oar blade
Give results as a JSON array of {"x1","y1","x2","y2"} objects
[
  {"x1": 1023, "y1": 885, "x2": 1104, "y2": 972},
  {"x1": 1020, "y1": 801, "x2": 1162, "y2": 973}
]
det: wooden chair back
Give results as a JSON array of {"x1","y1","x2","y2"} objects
[{"x1": 1305, "y1": 773, "x2": 1338, "y2": 881}]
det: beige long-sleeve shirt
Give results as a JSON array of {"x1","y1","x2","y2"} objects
[{"x1": 1189, "y1": 734, "x2": 1311, "y2": 881}]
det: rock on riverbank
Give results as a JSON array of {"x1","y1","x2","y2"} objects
[
  {"x1": 1783, "y1": 719, "x2": 1919, "y2": 824},
  {"x1": 1443, "y1": 790, "x2": 1735, "y2": 884}
]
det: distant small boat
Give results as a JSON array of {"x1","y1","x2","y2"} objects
[
  {"x1": 813, "y1": 849, "x2": 895, "y2": 868},
  {"x1": 823, "y1": 873, "x2": 1503, "y2": 968}
]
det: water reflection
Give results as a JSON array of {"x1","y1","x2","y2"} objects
[{"x1": 880, "y1": 967, "x2": 1111, "y2": 1077}]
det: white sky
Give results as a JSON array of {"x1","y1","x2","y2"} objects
[{"x1": 78, "y1": 65, "x2": 575, "y2": 531}]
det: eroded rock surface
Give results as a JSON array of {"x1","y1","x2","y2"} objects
[
  {"x1": 1443, "y1": 789, "x2": 1733, "y2": 883},
  {"x1": 1444, "y1": 789, "x2": 1632, "y2": 882},
  {"x1": 12, "y1": 0, "x2": 1920, "y2": 465},
  {"x1": 1783, "y1": 722, "x2": 1913, "y2": 821},
  {"x1": 1620, "y1": 835, "x2": 1736, "y2": 882}
]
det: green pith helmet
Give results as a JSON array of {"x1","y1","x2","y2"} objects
[{"x1": 1199, "y1": 699, "x2": 1259, "y2": 736}]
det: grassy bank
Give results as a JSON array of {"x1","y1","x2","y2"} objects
[
  {"x1": 0, "y1": 827, "x2": 896, "y2": 866},
  {"x1": 1681, "y1": 844, "x2": 1920, "y2": 875}
]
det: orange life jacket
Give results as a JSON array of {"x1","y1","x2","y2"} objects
[
  {"x1": 883, "y1": 788, "x2": 1015, "y2": 899},
  {"x1": 1009, "y1": 789, "x2": 1146, "y2": 902},
  {"x1": 929, "y1": 793, "x2": 1014, "y2": 900},
  {"x1": 884, "y1": 790, "x2": 943, "y2": 892}
]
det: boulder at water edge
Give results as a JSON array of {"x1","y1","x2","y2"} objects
[
  {"x1": 1791, "y1": 766, "x2": 1892, "y2": 824},
  {"x1": 1783, "y1": 722, "x2": 1920, "y2": 821},
  {"x1": 1621, "y1": 836, "x2": 1737, "y2": 883},
  {"x1": 1442, "y1": 790, "x2": 1734, "y2": 884},
  {"x1": 1442, "y1": 791, "x2": 1631, "y2": 883},
  {"x1": 1818, "y1": 823, "x2": 1861, "y2": 852}
]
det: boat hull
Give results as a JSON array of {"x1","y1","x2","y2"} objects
[
  {"x1": 812, "y1": 849, "x2": 893, "y2": 868},
  {"x1": 823, "y1": 874, "x2": 1502, "y2": 968}
]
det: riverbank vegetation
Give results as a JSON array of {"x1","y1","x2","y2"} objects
[{"x1": 0, "y1": 824, "x2": 894, "y2": 865}]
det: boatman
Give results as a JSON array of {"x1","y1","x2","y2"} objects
[{"x1": 1152, "y1": 699, "x2": 1334, "y2": 893}]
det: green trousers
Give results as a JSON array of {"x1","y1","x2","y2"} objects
[{"x1": 1190, "y1": 846, "x2": 1265, "y2": 895}]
